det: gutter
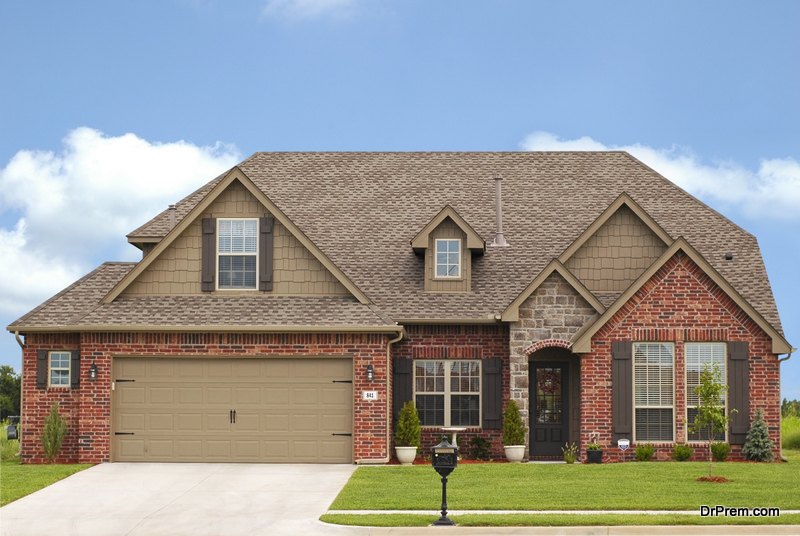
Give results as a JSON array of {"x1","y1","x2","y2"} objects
[
  {"x1": 355, "y1": 328, "x2": 404, "y2": 464},
  {"x1": 8, "y1": 325, "x2": 405, "y2": 334}
]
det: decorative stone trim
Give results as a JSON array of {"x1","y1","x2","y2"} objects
[{"x1": 523, "y1": 338, "x2": 572, "y2": 355}]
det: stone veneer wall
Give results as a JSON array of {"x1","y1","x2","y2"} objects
[{"x1": 509, "y1": 272, "x2": 598, "y2": 434}]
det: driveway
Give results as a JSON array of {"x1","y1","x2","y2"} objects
[{"x1": 1, "y1": 463, "x2": 364, "y2": 536}]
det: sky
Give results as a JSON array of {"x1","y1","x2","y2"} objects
[{"x1": 1, "y1": 1, "x2": 798, "y2": 398}]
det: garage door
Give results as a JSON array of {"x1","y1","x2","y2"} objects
[{"x1": 112, "y1": 357, "x2": 353, "y2": 463}]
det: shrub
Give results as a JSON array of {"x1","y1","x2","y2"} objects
[
  {"x1": 40, "y1": 401, "x2": 69, "y2": 463},
  {"x1": 635, "y1": 443, "x2": 655, "y2": 461},
  {"x1": 672, "y1": 443, "x2": 694, "y2": 461},
  {"x1": 782, "y1": 415, "x2": 800, "y2": 450},
  {"x1": 743, "y1": 408, "x2": 775, "y2": 462},
  {"x1": 468, "y1": 436, "x2": 491, "y2": 460},
  {"x1": 394, "y1": 401, "x2": 421, "y2": 448},
  {"x1": 502, "y1": 400, "x2": 526, "y2": 446},
  {"x1": 562, "y1": 442, "x2": 578, "y2": 464},
  {"x1": 711, "y1": 442, "x2": 730, "y2": 462}
]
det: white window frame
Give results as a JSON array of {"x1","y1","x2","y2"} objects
[
  {"x1": 685, "y1": 342, "x2": 727, "y2": 443},
  {"x1": 216, "y1": 218, "x2": 259, "y2": 290},
  {"x1": 633, "y1": 342, "x2": 675, "y2": 443},
  {"x1": 434, "y1": 239, "x2": 461, "y2": 279},
  {"x1": 49, "y1": 351, "x2": 71, "y2": 387},
  {"x1": 413, "y1": 359, "x2": 481, "y2": 428}
]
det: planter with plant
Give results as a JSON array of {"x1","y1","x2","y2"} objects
[
  {"x1": 585, "y1": 441, "x2": 603, "y2": 464},
  {"x1": 394, "y1": 400, "x2": 421, "y2": 465},
  {"x1": 502, "y1": 399, "x2": 526, "y2": 463}
]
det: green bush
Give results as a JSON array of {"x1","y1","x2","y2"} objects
[
  {"x1": 502, "y1": 400, "x2": 526, "y2": 446},
  {"x1": 40, "y1": 401, "x2": 69, "y2": 463},
  {"x1": 635, "y1": 443, "x2": 655, "y2": 462},
  {"x1": 562, "y1": 442, "x2": 578, "y2": 464},
  {"x1": 743, "y1": 408, "x2": 775, "y2": 462},
  {"x1": 711, "y1": 442, "x2": 730, "y2": 462},
  {"x1": 782, "y1": 415, "x2": 800, "y2": 450},
  {"x1": 395, "y1": 401, "x2": 421, "y2": 448},
  {"x1": 468, "y1": 436, "x2": 491, "y2": 461},
  {"x1": 672, "y1": 443, "x2": 694, "y2": 461}
]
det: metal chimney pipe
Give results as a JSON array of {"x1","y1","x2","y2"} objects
[
  {"x1": 169, "y1": 204, "x2": 177, "y2": 230},
  {"x1": 490, "y1": 174, "x2": 509, "y2": 247}
]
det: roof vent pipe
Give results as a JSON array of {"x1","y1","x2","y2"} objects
[
  {"x1": 490, "y1": 174, "x2": 509, "y2": 247},
  {"x1": 169, "y1": 204, "x2": 177, "y2": 230}
]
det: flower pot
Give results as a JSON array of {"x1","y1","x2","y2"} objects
[
  {"x1": 504, "y1": 445, "x2": 526, "y2": 463},
  {"x1": 586, "y1": 450, "x2": 603, "y2": 464},
  {"x1": 395, "y1": 446, "x2": 418, "y2": 466}
]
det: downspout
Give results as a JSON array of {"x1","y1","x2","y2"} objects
[
  {"x1": 355, "y1": 328, "x2": 404, "y2": 464},
  {"x1": 778, "y1": 348, "x2": 796, "y2": 462},
  {"x1": 14, "y1": 332, "x2": 24, "y2": 455}
]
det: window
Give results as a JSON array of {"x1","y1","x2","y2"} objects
[
  {"x1": 686, "y1": 343, "x2": 727, "y2": 442},
  {"x1": 414, "y1": 360, "x2": 480, "y2": 427},
  {"x1": 633, "y1": 343, "x2": 674, "y2": 442},
  {"x1": 218, "y1": 219, "x2": 258, "y2": 289},
  {"x1": 49, "y1": 351, "x2": 71, "y2": 387},
  {"x1": 435, "y1": 239, "x2": 461, "y2": 278}
]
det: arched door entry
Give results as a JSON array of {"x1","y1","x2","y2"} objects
[{"x1": 530, "y1": 362, "x2": 569, "y2": 456}]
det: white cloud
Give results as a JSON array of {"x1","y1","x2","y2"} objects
[
  {"x1": 262, "y1": 0, "x2": 358, "y2": 19},
  {"x1": 520, "y1": 131, "x2": 800, "y2": 220},
  {"x1": 0, "y1": 127, "x2": 240, "y2": 317}
]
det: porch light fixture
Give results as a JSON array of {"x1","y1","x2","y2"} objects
[
  {"x1": 365, "y1": 364, "x2": 375, "y2": 382},
  {"x1": 89, "y1": 361, "x2": 98, "y2": 382}
]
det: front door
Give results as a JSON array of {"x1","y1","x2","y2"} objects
[{"x1": 530, "y1": 363, "x2": 569, "y2": 456}]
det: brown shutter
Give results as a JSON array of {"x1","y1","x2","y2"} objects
[
  {"x1": 612, "y1": 341, "x2": 633, "y2": 442},
  {"x1": 482, "y1": 358, "x2": 502, "y2": 429},
  {"x1": 728, "y1": 341, "x2": 749, "y2": 445},
  {"x1": 70, "y1": 350, "x2": 81, "y2": 389},
  {"x1": 392, "y1": 359, "x2": 413, "y2": 424},
  {"x1": 201, "y1": 218, "x2": 216, "y2": 292},
  {"x1": 259, "y1": 217, "x2": 274, "y2": 291},
  {"x1": 37, "y1": 349, "x2": 48, "y2": 388}
]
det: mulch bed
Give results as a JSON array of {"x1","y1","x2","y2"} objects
[
  {"x1": 387, "y1": 458, "x2": 509, "y2": 465},
  {"x1": 696, "y1": 476, "x2": 730, "y2": 483}
]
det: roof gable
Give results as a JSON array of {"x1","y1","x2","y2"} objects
[{"x1": 410, "y1": 205, "x2": 485, "y2": 254}]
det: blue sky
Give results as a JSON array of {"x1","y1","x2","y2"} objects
[{"x1": 1, "y1": 1, "x2": 798, "y2": 398}]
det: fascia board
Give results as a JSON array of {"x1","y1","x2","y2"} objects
[
  {"x1": 410, "y1": 205, "x2": 485, "y2": 252},
  {"x1": 11, "y1": 324, "x2": 404, "y2": 334}
]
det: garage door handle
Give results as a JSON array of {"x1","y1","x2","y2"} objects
[
  {"x1": 332, "y1": 433, "x2": 352, "y2": 437},
  {"x1": 115, "y1": 432, "x2": 135, "y2": 435},
  {"x1": 332, "y1": 380, "x2": 352, "y2": 383}
]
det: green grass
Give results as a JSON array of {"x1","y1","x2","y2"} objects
[
  {"x1": 1, "y1": 458, "x2": 92, "y2": 506},
  {"x1": 330, "y1": 462, "x2": 800, "y2": 511},
  {"x1": 321, "y1": 513, "x2": 800, "y2": 527},
  {"x1": 783, "y1": 415, "x2": 800, "y2": 450}
]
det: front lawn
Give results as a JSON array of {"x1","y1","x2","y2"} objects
[
  {"x1": 1, "y1": 458, "x2": 92, "y2": 506},
  {"x1": 330, "y1": 461, "x2": 800, "y2": 511}
]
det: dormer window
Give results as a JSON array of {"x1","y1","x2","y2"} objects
[
  {"x1": 435, "y1": 239, "x2": 461, "y2": 278},
  {"x1": 218, "y1": 218, "x2": 258, "y2": 289}
]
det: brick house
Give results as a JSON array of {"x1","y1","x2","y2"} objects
[{"x1": 9, "y1": 152, "x2": 793, "y2": 464}]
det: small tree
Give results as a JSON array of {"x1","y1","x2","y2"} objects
[
  {"x1": 40, "y1": 401, "x2": 69, "y2": 463},
  {"x1": 502, "y1": 399, "x2": 526, "y2": 446},
  {"x1": 394, "y1": 401, "x2": 421, "y2": 448},
  {"x1": 743, "y1": 408, "x2": 775, "y2": 462},
  {"x1": 688, "y1": 364, "x2": 735, "y2": 478}
]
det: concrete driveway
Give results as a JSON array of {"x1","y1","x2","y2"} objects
[{"x1": 1, "y1": 463, "x2": 365, "y2": 536}]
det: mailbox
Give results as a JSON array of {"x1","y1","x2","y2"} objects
[
  {"x1": 432, "y1": 438, "x2": 458, "y2": 477},
  {"x1": 6, "y1": 416, "x2": 19, "y2": 441}
]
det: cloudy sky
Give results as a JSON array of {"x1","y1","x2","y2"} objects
[{"x1": 1, "y1": 1, "x2": 798, "y2": 398}]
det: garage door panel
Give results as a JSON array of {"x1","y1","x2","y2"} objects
[
  {"x1": 292, "y1": 361, "x2": 319, "y2": 379},
  {"x1": 235, "y1": 413, "x2": 260, "y2": 432},
  {"x1": 292, "y1": 388, "x2": 319, "y2": 405},
  {"x1": 177, "y1": 413, "x2": 202, "y2": 431},
  {"x1": 178, "y1": 361, "x2": 204, "y2": 378},
  {"x1": 150, "y1": 361, "x2": 175, "y2": 378},
  {"x1": 118, "y1": 438, "x2": 145, "y2": 459},
  {"x1": 207, "y1": 413, "x2": 232, "y2": 431},
  {"x1": 177, "y1": 440, "x2": 202, "y2": 459},
  {"x1": 320, "y1": 439, "x2": 348, "y2": 461},
  {"x1": 178, "y1": 387, "x2": 203, "y2": 404},
  {"x1": 235, "y1": 387, "x2": 260, "y2": 405},
  {"x1": 321, "y1": 386, "x2": 348, "y2": 406},
  {"x1": 320, "y1": 414, "x2": 348, "y2": 432},
  {"x1": 207, "y1": 440, "x2": 232, "y2": 458},
  {"x1": 150, "y1": 387, "x2": 174, "y2": 404},
  {"x1": 233, "y1": 441, "x2": 260, "y2": 459},
  {"x1": 264, "y1": 441, "x2": 290, "y2": 460},
  {"x1": 263, "y1": 387, "x2": 290, "y2": 405},
  {"x1": 149, "y1": 440, "x2": 174, "y2": 457},
  {"x1": 291, "y1": 414, "x2": 319, "y2": 432},
  {"x1": 121, "y1": 386, "x2": 145, "y2": 404},
  {"x1": 208, "y1": 361, "x2": 233, "y2": 378},
  {"x1": 207, "y1": 387, "x2": 231, "y2": 404},
  {"x1": 149, "y1": 413, "x2": 174, "y2": 431},
  {"x1": 264, "y1": 414, "x2": 289, "y2": 432},
  {"x1": 119, "y1": 413, "x2": 145, "y2": 431}
]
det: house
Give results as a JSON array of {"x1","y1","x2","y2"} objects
[{"x1": 9, "y1": 152, "x2": 792, "y2": 464}]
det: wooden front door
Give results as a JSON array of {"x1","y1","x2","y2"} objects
[{"x1": 530, "y1": 363, "x2": 569, "y2": 456}]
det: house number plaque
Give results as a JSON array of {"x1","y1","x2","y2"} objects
[{"x1": 362, "y1": 390, "x2": 378, "y2": 400}]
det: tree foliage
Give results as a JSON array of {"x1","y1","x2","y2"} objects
[
  {"x1": 688, "y1": 364, "x2": 734, "y2": 478},
  {"x1": 502, "y1": 399, "x2": 526, "y2": 446},
  {"x1": 394, "y1": 401, "x2": 421, "y2": 448},
  {"x1": 0, "y1": 365, "x2": 21, "y2": 420},
  {"x1": 40, "y1": 401, "x2": 69, "y2": 463},
  {"x1": 743, "y1": 408, "x2": 775, "y2": 462}
]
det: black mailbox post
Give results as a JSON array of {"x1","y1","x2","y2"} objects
[{"x1": 431, "y1": 438, "x2": 458, "y2": 526}]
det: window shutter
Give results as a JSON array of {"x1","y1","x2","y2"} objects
[
  {"x1": 201, "y1": 218, "x2": 216, "y2": 292},
  {"x1": 728, "y1": 341, "x2": 749, "y2": 445},
  {"x1": 482, "y1": 358, "x2": 502, "y2": 429},
  {"x1": 611, "y1": 341, "x2": 633, "y2": 442},
  {"x1": 392, "y1": 359, "x2": 413, "y2": 425},
  {"x1": 70, "y1": 350, "x2": 81, "y2": 389},
  {"x1": 37, "y1": 349, "x2": 48, "y2": 388},
  {"x1": 259, "y1": 217, "x2": 274, "y2": 291}
]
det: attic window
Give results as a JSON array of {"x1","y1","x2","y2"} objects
[
  {"x1": 218, "y1": 219, "x2": 258, "y2": 289},
  {"x1": 435, "y1": 239, "x2": 461, "y2": 278}
]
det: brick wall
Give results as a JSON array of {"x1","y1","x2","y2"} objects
[
  {"x1": 584, "y1": 252, "x2": 781, "y2": 462},
  {"x1": 391, "y1": 324, "x2": 510, "y2": 459},
  {"x1": 21, "y1": 332, "x2": 389, "y2": 464}
]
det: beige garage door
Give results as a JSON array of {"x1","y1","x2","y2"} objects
[{"x1": 112, "y1": 357, "x2": 353, "y2": 463}]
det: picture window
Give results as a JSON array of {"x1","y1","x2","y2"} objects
[{"x1": 414, "y1": 360, "x2": 480, "y2": 427}]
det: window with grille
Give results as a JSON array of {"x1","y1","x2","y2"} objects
[
  {"x1": 435, "y1": 239, "x2": 461, "y2": 278},
  {"x1": 218, "y1": 219, "x2": 258, "y2": 289},
  {"x1": 633, "y1": 343, "x2": 674, "y2": 442},
  {"x1": 686, "y1": 343, "x2": 727, "y2": 442},
  {"x1": 49, "y1": 351, "x2": 70, "y2": 387},
  {"x1": 414, "y1": 360, "x2": 480, "y2": 427}
]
